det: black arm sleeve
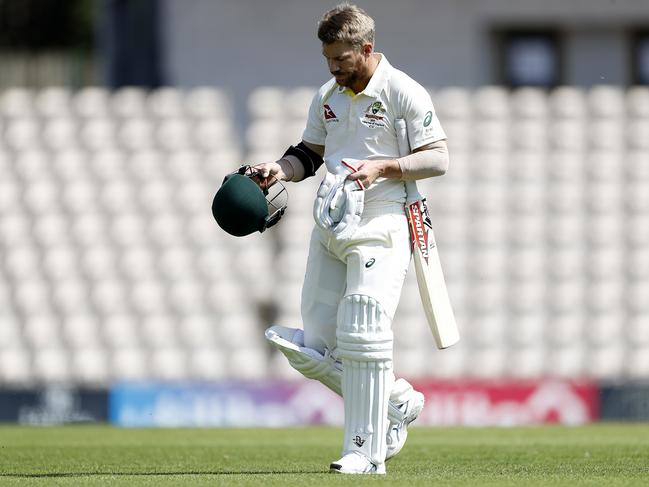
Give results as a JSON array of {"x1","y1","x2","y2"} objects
[{"x1": 282, "y1": 142, "x2": 324, "y2": 179}]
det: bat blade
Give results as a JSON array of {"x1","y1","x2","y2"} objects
[{"x1": 407, "y1": 200, "x2": 460, "y2": 349}]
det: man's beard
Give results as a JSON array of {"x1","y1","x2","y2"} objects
[{"x1": 335, "y1": 70, "x2": 360, "y2": 87}]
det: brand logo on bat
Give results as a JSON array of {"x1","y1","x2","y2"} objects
[
  {"x1": 408, "y1": 203, "x2": 429, "y2": 264},
  {"x1": 353, "y1": 436, "x2": 366, "y2": 447}
]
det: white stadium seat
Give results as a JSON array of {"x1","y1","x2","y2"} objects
[
  {"x1": 545, "y1": 345, "x2": 584, "y2": 378},
  {"x1": 80, "y1": 244, "x2": 119, "y2": 280},
  {"x1": 193, "y1": 119, "x2": 236, "y2": 151},
  {"x1": 89, "y1": 149, "x2": 126, "y2": 181},
  {"x1": 1, "y1": 88, "x2": 34, "y2": 118},
  {"x1": 120, "y1": 246, "x2": 157, "y2": 281},
  {"x1": 184, "y1": 87, "x2": 232, "y2": 119},
  {"x1": 247, "y1": 87, "x2": 285, "y2": 119},
  {"x1": 110, "y1": 348, "x2": 148, "y2": 380},
  {"x1": 587, "y1": 344, "x2": 625, "y2": 380},
  {"x1": 110, "y1": 214, "x2": 147, "y2": 248},
  {"x1": 626, "y1": 249, "x2": 649, "y2": 280},
  {"x1": 140, "y1": 314, "x2": 177, "y2": 348},
  {"x1": 588, "y1": 85, "x2": 625, "y2": 119},
  {"x1": 432, "y1": 87, "x2": 472, "y2": 120},
  {"x1": 102, "y1": 314, "x2": 140, "y2": 349},
  {"x1": 80, "y1": 119, "x2": 117, "y2": 151},
  {"x1": 549, "y1": 87, "x2": 586, "y2": 119},
  {"x1": 510, "y1": 313, "x2": 545, "y2": 347},
  {"x1": 467, "y1": 347, "x2": 505, "y2": 379},
  {"x1": 150, "y1": 347, "x2": 188, "y2": 380},
  {"x1": 111, "y1": 87, "x2": 147, "y2": 118},
  {"x1": 42, "y1": 246, "x2": 80, "y2": 281},
  {"x1": 179, "y1": 314, "x2": 218, "y2": 348},
  {"x1": 118, "y1": 118, "x2": 155, "y2": 151},
  {"x1": 550, "y1": 119, "x2": 587, "y2": 151},
  {"x1": 71, "y1": 348, "x2": 109, "y2": 384},
  {"x1": 507, "y1": 346, "x2": 545, "y2": 379},
  {"x1": 92, "y1": 280, "x2": 130, "y2": 316},
  {"x1": 0, "y1": 348, "x2": 33, "y2": 385},
  {"x1": 625, "y1": 116, "x2": 649, "y2": 152},
  {"x1": 147, "y1": 88, "x2": 185, "y2": 118},
  {"x1": 511, "y1": 120, "x2": 547, "y2": 151},
  {"x1": 626, "y1": 86, "x2": 649, "y2": 118},
  {"x1": 286, "y1": 87, "x2": 317, "y2": 119},
  {"x1": 13, "y1": 279, "x2": 52, "y2": 315},
  {"x1": 53, "y1": 279, "x2": 93, "y2": 316},
  {"x1": 188, "y1": 347, "x2": 228, "y2": 380},
  {"x1": 61, "y1": 313, "x2": 102, "y2": 349},
  {"x1": 510, "y1": 87, "x2": 548, "y2": 119},
  {"x1": 35, "y1": 87, "x2": 72, "y2": 118},
  {"x1": 73, "y1": 87, "x2": 110, "y2": 118},
  {"x1": 625, "y1": 346, "x2": 649, "y2": 379},
  {"x1": 472, "y1": 86, "x2": 509, "y2": 119},
  {"x1": 131, "y1": 280, "x2": 170, "y2": 316},
  {"x1": 129, "y1": 150, "x2": 164, "y2": 182},
  {"x1": 53, "y1": 150, "x2": 91, "y2": 182},
  {"x1": 42, "y1": 117, "x2": 78, "y2": 151},
  {"x1": 626, "y1": 280, "x2": 649, "y2": 314},
  {"x1": 168, "y1": 279, "x2": 205, "y2": 314},
  {"x1": 33, "y1": 347, "x2": 71, "y2": 383},
  {"x1": 587, "y1": 311, "x2": 625, "y2": 346},
  {"x1": 156, "y1": 118, "x2": 192, "y2": 151}
]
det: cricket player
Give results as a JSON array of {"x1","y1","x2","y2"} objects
[{"x1": 254, "y1": 3, "x2": 449, "y2": 475}]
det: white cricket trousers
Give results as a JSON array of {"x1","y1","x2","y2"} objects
[{"x1": 300, "y1": 203, "x2": 411, "y2": 356}]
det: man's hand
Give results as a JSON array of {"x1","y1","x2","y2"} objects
[
  {"x1": 346, "y1": 159, "x2": 402, "y2": 188},
  {"x1": 250, "y1": 161, "x2": 291, "y2": 191}
]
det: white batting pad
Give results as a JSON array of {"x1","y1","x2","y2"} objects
[
  {"x1": 336, "y1": 294, "x2": 394, "y2": 465},
  {"x1": 265, "y1": 325, "x2": 413, "y2": 426}
]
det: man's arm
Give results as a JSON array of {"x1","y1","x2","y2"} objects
[
  {"x1": 252, "y1": 140, "x2": 325, "y2": 190},
  {"x1": 346, "y1": 139, "x2": 449, "y2": 188}
]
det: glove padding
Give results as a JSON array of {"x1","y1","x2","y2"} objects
[{"x1": 313, "y1": 172, "x2": 364, "y2": 239}]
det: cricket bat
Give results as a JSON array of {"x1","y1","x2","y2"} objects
[{"x1": 395, "y1": 118, "x2": 460, "y2": 349}]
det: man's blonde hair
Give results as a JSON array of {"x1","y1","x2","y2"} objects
[{"x1": 317, "y1": 3, "x2": 375, "y2": 48}]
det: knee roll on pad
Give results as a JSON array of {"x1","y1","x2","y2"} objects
[{"x1": 336, "y1": 294, "x2": 393, "y2": 362}]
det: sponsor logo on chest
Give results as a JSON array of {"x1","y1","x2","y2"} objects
[{"x1": 361, "y1": 101, "x2": 387, "y2": 128}]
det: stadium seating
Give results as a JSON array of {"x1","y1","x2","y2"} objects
[{"x1": 0, "y1": 85, "x2": 648, "y2": 385}]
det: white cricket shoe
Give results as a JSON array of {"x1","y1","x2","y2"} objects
[
  {"x1": 329, "y1": 452, "x2": 386, "y2": 475},
  {"x1": 385, "y1": 390, "x2": 425, "y2": 461}
]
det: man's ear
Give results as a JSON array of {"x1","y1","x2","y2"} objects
[{"x1": 362, "y1": 43, "x2": 373, "y2": 57}]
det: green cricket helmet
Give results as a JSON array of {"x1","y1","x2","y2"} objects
[{"x1": 211, "y1": 165, "x2": 288, "y2": 237}]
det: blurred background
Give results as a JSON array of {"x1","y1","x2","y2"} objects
[{"x1": 0, "y1": 0, "x2": 648, "y2": 427}]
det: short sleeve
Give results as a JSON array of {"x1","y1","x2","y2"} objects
[
  {"x1": 302, "y1": 91, "x2": 327, "y2": 146},
  {"x1": 404, "y1": 84, "x2": 446, "y2": 150}
]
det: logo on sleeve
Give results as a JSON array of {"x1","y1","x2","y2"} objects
[
  {"x1": 324, "y1": 104, "x2": 338, "y2": 121},
  {"x1": 423, "y1": 111, "x2": 433, "y2": 127}
]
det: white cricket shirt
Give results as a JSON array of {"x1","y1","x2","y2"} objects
[{"x1": 302, "y1": 54, "x2": 446, "y2": 204}]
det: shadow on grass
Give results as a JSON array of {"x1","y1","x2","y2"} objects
[{"x1": 0, "y1": 471, "x2": 325, "y2": 478}]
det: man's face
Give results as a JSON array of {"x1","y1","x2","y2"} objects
[{"x1": 322, "y1": 41, "x2": 369, "y2": 88}]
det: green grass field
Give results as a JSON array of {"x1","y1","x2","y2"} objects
[{"x1": 0, "y1": 425, "x2": 648, "y2": 486}]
